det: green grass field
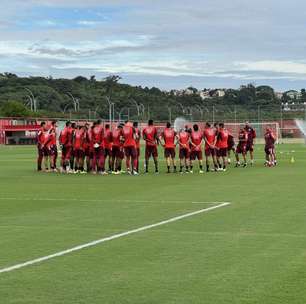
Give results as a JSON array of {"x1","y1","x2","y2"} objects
[{"x1": 0, "y1": 144, "x2": 306, "y2": 304}]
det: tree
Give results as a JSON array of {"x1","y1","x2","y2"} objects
[{"x1": 0, "y1": 101, "x2": 31, "y2": 117}]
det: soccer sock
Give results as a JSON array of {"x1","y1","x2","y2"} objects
[
  {"x1": 180, "y1": 165, "x2": 183, "y2": 172},
  {"x1": 199, "y1": 165, "x2": 203, "y2": 170},
  {"x1": 190, "y1": 165, "x2": 193, "y2": 171},
  {"x1": 167, "y1": 166, "x2": 170, "y2": 173},
  {"x1": 186, "y1": 166, "x2": 189, "y2": 171},
  {"x1": 174, "y1": 165, "x2": 177, "y2": 172},
  {"x1": 206, "y1": 164, "x2": 209, "y2": 171}
]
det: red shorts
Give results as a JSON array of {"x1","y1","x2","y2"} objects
[
  {"x1": 145, "y1": 145, "x2": 158, "y2": 158},
  {"x1": 112, "y1": 146, "x2": 124, "y2": 159},
  {"x1": 74, "y1": 148, "x2": 85, "y2": 158},
  {"x1": 164, "y1": 147, "x2": 176, "y2": 158},
  {"x1": 217, "y1": 148, "x2": 228, "y2": 157},
  {"x1": 205, "y1": 147, "x2": 216, "y2": 157},
  {"x1": 62, "y1": 146, "x2": 72, "y2": 161},
  {"x1": 246, "y1": 142, "x2": 254, "y2": 152},
  {"x1": 236, "y1": 144, "x2": 247, "y2": 154},
  {"x1": 124, "y1": 146, "x2": 137, "y2": 158},
  {"x1": 104, "y1": 148, "x2": 112, "y2": 157},
  {"x1": 179, "y1": 148, "x2": 190, "y2": 159},
  {"x1": 190, "y1": 150, "x2": 203, "y2": 160}
]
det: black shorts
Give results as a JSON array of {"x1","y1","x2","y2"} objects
[
  {"x1": 246, "y1": 142, "x2": 254, "y2": 152},
  {"x1": 49, "y1": 145, "x2": 57, "y2": 156},
  {"x1": 217, "y1": 148, "x2": 228, "y2": 157},
  {"x1": 164, "y1": 148, "x2": 176, "y2": 158},
  {"x1": 265, "y1": 145, "x2": 274, "y2": 155},
  {"x1": 190, "y1": 150, "x2": 203, "y2": 160},
  {"x1": 205, "y1": 147, "x2": 216, "y2": 157},
  {"x1": 236, "y1": 144, "x2": 247, "y2": 154},
  {"x1": 104, "y1": 148, "x2": 112, "y2": 158},
  {"x1": 112, "y1": 146, "x2": 124, "y2": 159},
  {"x1": 145, "y1": 146, "x2": 158, "y2": 158},
  {"x1": 124, "y1": 146, "x2": 137, "y2": 158},
  {"x1": 179, "y1": 148, "x2": 190, "y2": 159},
  {"x1": 74, "y1": 149, "x2": 85, "y2": 158}
]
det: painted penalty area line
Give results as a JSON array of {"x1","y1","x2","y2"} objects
[{"x1": 0, "y1": 202, "x2": 230, "y2": 274}]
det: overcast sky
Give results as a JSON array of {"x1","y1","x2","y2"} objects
[{"x1": 1, "y1": 0, "x2": 306, "y2": 91}]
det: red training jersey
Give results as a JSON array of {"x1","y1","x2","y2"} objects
[
  {"x1": 161, "y1": 128, "x2": 176, "y2": 149},
  {"x1": 74, "y1": 129, "x2": 85, "y2": 150},
  {"x1": 204, "y1": 127, "x2": 216, "y2": 149},
  {"x1": 143, "y1": 126, "x2": 158, "y2": 147},
  {"x1": 112, "y1": 128, "x2": 123, "y2": 147},
  {"x1": 178, "y1": 131, "x2": 190, "y2": 150},
  {"x1": 103, "y1": 129, "x2": 113, "y2": 149},
  {"x1": 216, "y1": 129, "x2": 229, "y2": 149},
  {"x1": 91, "y1": 125, "x2": 104, "y2": 146},
  {"x1": 191, "y1": 131, "x2": 203, "y2": 151},
  {"x1": 122, "y1": 125, "x2": 136, "y2": 147}
]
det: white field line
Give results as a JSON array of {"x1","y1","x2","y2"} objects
[
  {"x1": 0, "y1": 202, "x2": 230, "y2": 274},
  {"x1": 0, "y1": 197, "x2": 223, "y2": 204}
]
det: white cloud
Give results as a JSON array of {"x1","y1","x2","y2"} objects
[{"x1": 235, "y1": 61, "x2": 306, "y2": 75}]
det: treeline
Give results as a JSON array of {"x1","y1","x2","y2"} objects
[{"x1": 0, "y1": 73, "x2": 305, "y2": 121}]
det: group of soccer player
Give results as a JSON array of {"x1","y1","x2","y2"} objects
[{"x1": 36, "y1": 119, "x2": 277, "y2": 175}]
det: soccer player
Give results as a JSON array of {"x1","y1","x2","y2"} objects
[
  {"x1": 235, "y1": 127, "x2": 248, "y2": 167},
  {"x1": 216, "y1": 123, "x2": 229, "y2": 171},
  {"x1": 46, "y1": 121, "x2": 58, "y2": 172},
  {"x1": 245, "y1": 121, "x2": 256, "y2": 165},
  {"x1": 73, "y1": 125, "x2": 86, "y2": 173},
  {"x1": 69, "y1": 122, "x2": 77, "y2": 170},
  {"x1": 178, "y1": 126, "x2": 190, "y2": 173},
  {"x1": 91, "y1": 120, "x2": 106, "y2": 174},
  {"x1": 83, "y1": 123, "x2": 92, "y2": 172},
  {"x1": 37, "y1": 121, "x2": 47, "y2": 171},
  {"x1": 204, "y1": 122, "x2": 218, "y2": 172},
  {"x1": 227, "y1": 132, "x2": 236, "y2": 164},
  {"x1": 59, "y1": 121, "x2": 73, "y2": 173},
  {"x1": 112, "y1": 124, "x2": 124, "y2": 174},
  {"x1": 103, "y1": 124, "x2": 113, "y2": 173},
  {"x1": 264, "y1": 127, "x2": 276, "y2": 167},
  {"x1": 160, "y1": 122, "x2": 177, "y2": 173},
  {"x1": 190, "y1": 124, "x2": 204, "y2": 173},
  {"x1": 121, "y1": 121, "x2": 138, "y2": 175},
  {"x1": 142, "y1": 119, "x2": 159, "y2": 173},
  {"x1": 133, "y1": 121, "x2": 141, "y2": 173}
]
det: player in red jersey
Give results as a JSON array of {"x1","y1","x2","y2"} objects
[
  {"x1": 73, "y1": 125, "x2": 86, "y2": 173},
  {"x1": 264, "y1": 127, "x2": 276, "y2": 167},
  {"x1": 178, "y1": 126, "x2": 190, "y2": 173},
  {"x1": 83, "y1": 123, "x2": 92, "y2": 172},
  {"x1": 112, "y1": 124, "x2": 124, "y2": 174},
  {"x1": 142, "y1": 119, "x2": 159, "y2": 173},
  {"x1": 69, "y1": 122, "x2": 77, "y2": 171},
  {"x1": 190, "y1": 124, "x2": 204, "y2": 173},
  {"x1": 91, "y1": 120, "x2": 106, "y2": 174},
  {"x1": 59, "y1": 121, "x2": 73, "y2": 173},
  {"x1": 37, "y1": 121, "x2": 48, "y2": 171},
  {"x1": 121, "y1": 121, "x2": 138, "y2": 175},
  {"x1": 45, "y1": 121, "x2": 58, "y2": 171},
  {"x1": 160, "y1": 122, "x2": 177, "y2": 173},
  {"x1": 203, "y1": 122, "x2": 218, "y2": 172},
  {"x1": 227, "y1": 132, "x2": 236, "y2": 165},
  {"x1": 245, "y1": 121, "x2": 256, "y2": 165},
  {"x1": 216, "y1": 123, "x2": 229, "y2": 171},
  {"x1": 235, "y1": 128, "x2": 248, "y2": 167},
  {"x1": 103, "y1": 124, "x2": 113, "y2": 173},
  {"x1": 133, "y1": 121, "x2": 141, "y2": 173}
]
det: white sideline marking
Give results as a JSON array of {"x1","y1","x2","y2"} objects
[
  {"x1": 0, "y1": 202, "x2": 230, "y2": 274},
  {"x1": 0, "y1": 197, "x2": 222, "y2": 204}
]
